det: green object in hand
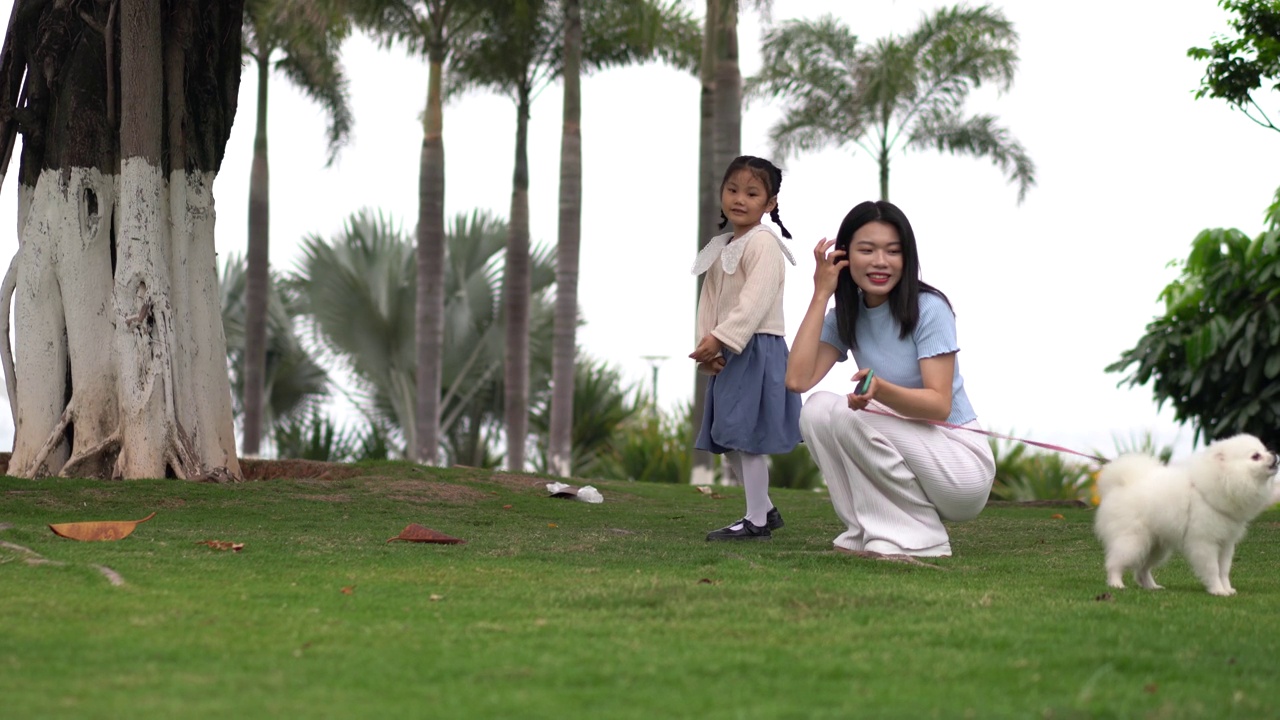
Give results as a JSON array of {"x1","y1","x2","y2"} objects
[{"x1": 855, "y1": 369, "x2": 874, "y2": 395}]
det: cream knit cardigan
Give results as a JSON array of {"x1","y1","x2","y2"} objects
[{"x1": 692, "y1": 224, "x2": 796, "y2": 354}]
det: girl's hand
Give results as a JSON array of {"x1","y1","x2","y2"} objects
[
  {"x1": 813, "y1": 237, "x2": 848, "y2": 296},
  {"x1": 846, "y1": 368, "x2": 876, "y2": 411},
  {"x1": 689, "y1": 334, "x2": 724, "y2": 364},
  {"x1": 697, "y1": 357, "x2": 727, "y2": 376}
]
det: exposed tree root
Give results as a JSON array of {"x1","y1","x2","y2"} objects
[
  {"x1": 61, "y1": 431, "x2": 121, "y2": 479},
  {"x1": 0, "y1": 539, "x2": 42, "y2": 558},
  {"x1": 92, "y1": 564, "x2": 126, "y2": 586},
  {"x1": 0, "y1": 247, "x2": 19, "y2": 417},
  {"x1": 27, "y1": 399, "x2": 75, "y2": 479}
]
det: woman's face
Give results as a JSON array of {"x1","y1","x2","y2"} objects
[{"x1": 847, "y1": 220, "x2": 903, "y2": 307}]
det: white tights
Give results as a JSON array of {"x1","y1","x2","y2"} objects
[{"x1": 725, "y1": 450, "x2": 772, "y2": 527}]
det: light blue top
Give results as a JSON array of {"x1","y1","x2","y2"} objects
[{"x1": 819, "y1": 292, "x2": 977, "y2": 425}]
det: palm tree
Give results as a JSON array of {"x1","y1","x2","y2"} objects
[
  {"x1": 350, "y1": 0, "x2": 488, "y2": 466},
  {"x1": 220, "y1": 254, "x2": 331, "y2": 439},
  {"x1": 450, "y1": 0, "x2": 699, "y2": 471},
  {"x1": 241, "y1": 0, "x2": 354, "y2": 455},
  {"x1": 690, "y1": 0, "x2": 770, "y2": 485},
  {"x1": 533, "y1": 355, "x2": 645, "y2": 479},
  {"x1": 547, "y1": 0, "x2": 582, "y2": 478},
  {"x1": 745, "y1": 5, "x2": 1036, "y2": 203},
  {"x1": 292, "y1": 209, "x2": 557, "y2": 462}
]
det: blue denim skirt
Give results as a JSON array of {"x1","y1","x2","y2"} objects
[{"x1": 695, "y1": 333, "x2": 802, "y2": 455}]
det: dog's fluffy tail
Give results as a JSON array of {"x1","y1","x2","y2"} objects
[{"x1": 1096, "y1": 453, "x2": 1165, "y2": 500}]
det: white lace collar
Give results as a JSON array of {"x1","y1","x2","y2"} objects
[{"x1": 690, "y1": 224, "x2": 796, "y2": 276}]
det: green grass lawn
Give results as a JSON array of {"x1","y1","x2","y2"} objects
[{"x1": 3, "y1": 462, "x2": 1279, "y2": 719}]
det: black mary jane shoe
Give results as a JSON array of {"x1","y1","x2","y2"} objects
[
  {"x1": 765, "y1": 506, "x2": 784, "y2": 530},
  {"x1": 706, "y1": 519, "x2": 771, "y2": 541}
]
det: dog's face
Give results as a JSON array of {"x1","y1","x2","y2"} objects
[{"x1": 1211, "y1": 434, "x2": 1278, "y2": 485}]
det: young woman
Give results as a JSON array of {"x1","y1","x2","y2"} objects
[
  {"x1": 785, "y1": 200, "x2": 995, "y2": 557},
  {"x1": 690, "y1": 155, "x2": 802, "y2": 541}
]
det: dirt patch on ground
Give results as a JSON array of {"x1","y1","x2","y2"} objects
[
  {"x1": 239, "y1": 459, "x2": 364, "y2": 482},
  {"x1": 459, "y1": 472, "x2": 557, "y2": 494},
  {"x1": 372, "y1": 479, "x2": 490, "y2": 505}
]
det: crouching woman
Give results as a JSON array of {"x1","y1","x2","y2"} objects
[{"x1": 786, "y1": 201, "x2": 995, "y2": 558}]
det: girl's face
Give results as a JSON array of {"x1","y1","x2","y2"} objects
[
  {"x1": 720, "y1": 169, "x2": 776, "y2": 236},
  {"x1": 847, "y1": 220, "x2": 903, "y2": 307}
]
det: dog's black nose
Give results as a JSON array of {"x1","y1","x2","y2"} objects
[{"x1": 1271, "y1": 452, "x2": 1280, "y2": 470}]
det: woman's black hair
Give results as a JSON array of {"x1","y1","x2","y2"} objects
[
  {"x1": 832, "y1": 200, "x2": 952, "y2": 351},
  {"x1": 716, "y1": 155, "x2": 793, "y2": 239}
]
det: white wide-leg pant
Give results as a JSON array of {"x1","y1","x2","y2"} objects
[{"x1": 799, "y1": 391, "x2": 996, "y2": 556}]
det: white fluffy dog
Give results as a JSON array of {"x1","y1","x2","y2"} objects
[{"x1": 1094, "y1": 434, "x2": 1278, "y2": 596}]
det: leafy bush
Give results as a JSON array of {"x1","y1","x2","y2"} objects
[
  {"x1": 1108, "y1": 187, "x2": 1280, "y2": 448},
  {"x1": 769, "y1": 444, "x2": 823, "y2": 490},
  {"x1": 988, "y1": 435, "x2": 1091, "y2": 502},
  {"x1": 595, "y1": 403, "x2": 693, "y2": 484}
]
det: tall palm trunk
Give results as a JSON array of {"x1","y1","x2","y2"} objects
[
  {"x1": 690, "y1": 0, "x2": 719, "y2": 485},
  {"x1": 712, "y1": 0, "x2": 741, "y2": 173},
  {"x1": 878, "y1": 139, "x2": 890, "y2": 202},
  {"x1": 503, "y1": 86, "x2": 533, "y2": 472},
  {"x1": 415, "y1": 41, "x2": 447, "y2": 466},
  {"x1": 242, "y1": 54, "x2": 271, "y2": 456},
  {"x1": 549, "y1": 0, "x2": 583, "y2": 477}
]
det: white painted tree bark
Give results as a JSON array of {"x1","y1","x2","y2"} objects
[{"x1": 1, "y1": 0, "x2": 244, "y2": 480}]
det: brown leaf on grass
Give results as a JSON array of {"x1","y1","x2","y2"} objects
[
  {"x1": 198, "y1": 540, "x2": 245, "y2": 552},
  {"x1": 1094, "y1": 592, "x2": 1114, "y2": 602},
  {"x1": 1050, "y1": 513, "x2": 1065, "y2": 520},
  {"x1": 502, "y1": 504, "x2": 513, "y2": 510},
  {"x1": 710, "y1": 493, "x2": 727, "y2": 499},
  {"x1": 49, "y1": 512, "x2": 156, "y2": 541},
  {"x1": 386, "y1": 524, "x2": 466, "y2": 544},
  {"x1": 1144, "y1": 683, "x2": 1158, "y2": 694},
  {"x1": 697, "y1": 578, "x2": 716, "y2": 585},
  {"x1": 341, "y1": 586, "x2": 355, "y2": 595}
]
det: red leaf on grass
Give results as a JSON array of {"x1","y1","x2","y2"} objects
[
  {"x1": 386, "y1": 524, "x2": 466, "y2": 544},
  {"x1": 49, "y1": 512, "x2": 157, "y2": 541}
]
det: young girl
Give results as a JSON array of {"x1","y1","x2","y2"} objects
[
  {"x1": 690, "y1": 155, "x2": 802, "y2": 541},
  {"x1": 785, "y1": 200, "x2": 995, "y2": 558}
]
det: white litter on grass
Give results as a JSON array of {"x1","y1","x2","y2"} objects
[
  {"x1": 575, "y1": 486, "x2": 603, "y2": 504},
  {"x1": 545, "y1": 482, "x2": 604, "y2": 504}
]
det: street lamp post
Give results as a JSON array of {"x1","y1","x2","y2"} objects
[{"x1": 640, "y1": 355, "x2": 668, "y2": 412}]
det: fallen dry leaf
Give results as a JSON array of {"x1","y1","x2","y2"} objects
[
  {"x1": 386, "y1": 524, "x2": 466, "y2": 544},
  {"x1": 49, "y1": 512, "x2": 156, "y2": 542},
  {"x1": 502, "y1": 504, "x2": 513, "y2": 510},
  {"x1": 429, "y1": 594, "x2": 443, "y2": 601},
  {"x1": 341, "y1": 586, "x2": 355, "y2": 595},
  {"x1": 697, "y1": 578, "x2": 716, "y2": 585},
  {"x1": 547, "y1": 523, "x2": 558, "y2": 528},
  {"x1": 1050, "y1": 513, "x2": 1064, "y2": 520},
  {"x1": 197, "y1": 540, "x2": 245, "y2": 552}
]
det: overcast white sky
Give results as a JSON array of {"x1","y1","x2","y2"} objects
[{"x1": 2, "y1": 0, "x2": 1279, "y2": 462}]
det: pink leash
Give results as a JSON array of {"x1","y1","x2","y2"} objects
[{"x1": 861, "y1": 407, "x2": 1108, "y2": 465}]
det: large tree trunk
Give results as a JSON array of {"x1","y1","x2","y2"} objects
[
  {"x1": 503, "y1": 86, "x2": 533, "y2": 472},
  {"x1": 242, "y1": 53, "x2": 270, "y2": 456},
  {"x1": 3, "y1": 0, "x2": 244, "y2": 480},
  {"x1": 549, "y1": 0, "x2": 583, "y2": 478},
  {"x1": 415, "y1": 41, "x2": 447, "y2": 466},
  {"x1": 690, "y1": 0, "x2": 726, "y2": 486}
]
